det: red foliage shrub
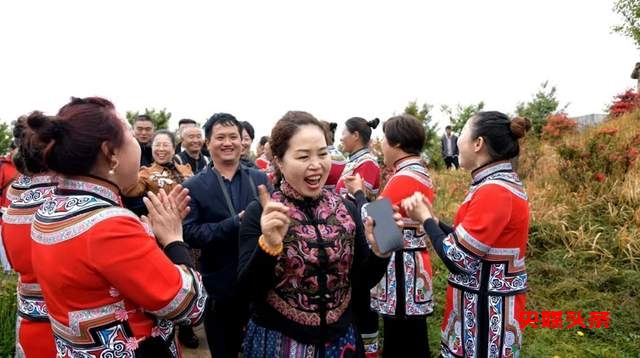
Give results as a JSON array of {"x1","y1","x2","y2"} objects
[
  {"x1": 608, "y1": 89, "x2": 640, "y2": 118},
  {"x1": 542, "y1": 113, "x2": 577, "y2": 139}
]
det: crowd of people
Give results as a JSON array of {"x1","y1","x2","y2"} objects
[{"x1": 0, "y1": 96, "x2": 532, "y2": 358}]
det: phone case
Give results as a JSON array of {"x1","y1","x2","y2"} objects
[{"x1": 361, "y1": 198, "x2": 404, "y2": 254}]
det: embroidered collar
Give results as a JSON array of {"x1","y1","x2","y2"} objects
[
  {"x1": 25, "y1": 174, "x2": 58, "y2": 188},
  {"x1": 471, "y1": 161, "x2": 513, "y2": 185},
  {"x1": 349, "y1": 147, "x2": 370, "y2": 161},
  {"x1": 393, "y1": 155, "x2": 422, "y2": 173},
  {"x1": 280, "y1": 180, "x2": 324, "y2": 207},
  {"x1": 57, "y1": 176, "x2": 122, "y2": 207}
]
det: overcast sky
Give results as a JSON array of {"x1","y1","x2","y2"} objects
[{"x1": 0, "y1": 0, "x2": 637, "y2": 144}]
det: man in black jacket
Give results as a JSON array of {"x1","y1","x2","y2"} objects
[
  {"x1": 182, "y1": 113, "x2": 270, "y2": 358},
  {"x1": 133, "y1": 114, "x2": 155, "y2": 167},
  {"x1": 123, "y1": 115, "x2": 155, "y2": 216},
  {"x1": 177, "y1": 126, "x2": 210, "y2": 174},
  {"x1": 440, "y1": 125, "x2": 459, "y2": 169}
]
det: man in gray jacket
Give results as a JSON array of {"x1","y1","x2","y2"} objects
[{"x1": 441, "y1": 125, "x2": 459, "y2": 169}]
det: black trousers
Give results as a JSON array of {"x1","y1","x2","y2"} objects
[
  {"x1": 204, "y1": 297, "x2": 248, "y2": 358},
  {"x1": 382, "y1": 316, "x2": 430, "y2": 358},
  {"x1": 444, "y1": 156, "x2": 459, "y2": 169}
]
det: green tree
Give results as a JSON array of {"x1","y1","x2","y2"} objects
[
  {"x1": 440, "y1": 101, "x2": 485, "y2": 134},
  {"x1": 515, "y1": 81, "x2": 565, "y2": 136},
  {"x1": 403, "y1": 100, "x2": 442, "y2": 169},
  {"x1": 0, "y1": 122, "x2": 13, "y2": 155},
  {"x1": 126, "y1": 108, "x2": 171, "y2": 130},
  {"x1": 613, "y1": 0, "x2": 640, "y2": 49}
]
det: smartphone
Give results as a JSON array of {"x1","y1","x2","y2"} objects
[{"x1": 361, "y1": 198, "x2": 404, "y2": 254}]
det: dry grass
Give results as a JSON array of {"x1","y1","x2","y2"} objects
[{"x1": 428, "y1": 114, "x2": 640, "y2": 355}]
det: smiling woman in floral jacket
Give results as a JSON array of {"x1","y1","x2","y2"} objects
[
  {"x1": 123, "y1": 130, "x2": 193, "y2": 197},
  {"x1": 237, "y1": 111, "x2": 397, "y2": 358}
]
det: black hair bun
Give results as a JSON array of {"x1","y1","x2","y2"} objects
[{"x1": 367, "y1": 118, "x2": 380, "y2": 129}]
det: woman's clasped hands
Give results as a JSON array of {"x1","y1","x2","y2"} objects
[{"x1": 141, "y1": 185, "x2": 191, "y2": 247}]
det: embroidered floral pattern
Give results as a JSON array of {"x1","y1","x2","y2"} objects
[
  {"x1": 124, "y1": 337, "x2": 140, "y2": 351},
  {"x1": 4, "y1": 179, "x2": 57, "y2": 225},
  {"x1": 266, "y1": 184, "x2": 356, "y2": 326},
  {"x1": 487, "y1": 296, "x2": 503, "y2": 358},
  {"x1": 147, "y1": 266, "x2": 207, "y2": 325},
  {"x1": 371, "y1": 250, "x2": 434, "y2": 316},
  {"x1": 109, "y1": 287, "x2": 120, "y2": 298},
  {"x1": 53, "y1": 323, "x2": 137, "y2": 358},
  {"x1": 114, "y1": 307, "x2": 129, "y2": 322},
  {"x1": 32, "y1": 206, "x2": 137, "y2": 245},
  {"x1": 370, "y1": 256, "x2": 397, "y2": 315},
  {"x1": 17, "y1": 293, "x2": 48, "y2": 320},
  {"x1": 58, "y1": 177, "x2": 122, "y2": 205},
  {"x1": 151, "y1": 319, "x2": 174, "y2": 341},
  {"x1": 488, "y1": 264, "x2": 528, "y2": 294},
  {"x1": 462, "y1": 291, "x2": 478, "y2": 356}
]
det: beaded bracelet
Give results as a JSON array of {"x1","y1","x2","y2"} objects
[{"x1": 258, "y1": 235, "x2": 283, "y2": 256}]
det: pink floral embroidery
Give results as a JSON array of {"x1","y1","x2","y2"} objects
[
  {"x1": 108, "y1": 287, "x2": 120, "y2": 297},
  {"x1": 151, "y1": 326, "x2": 162, "y2": 337},
  {"x1": 114, "y1": 307, "x2": 129, "y2": 322},
  {"x1": 125, "y1": 337, "x2": 140, "y2": 350}
]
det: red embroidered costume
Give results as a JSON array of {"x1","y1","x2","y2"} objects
[
  {"x1": 324, "y1": 145, "x2": 347, "y2": 192},
  {"x1": 422, "y1": 161, "x2": 529, "y2": 358},
  {"x1": 31, "y1": 177, "x2": 208, "y2": 357},
  {"x1": 2, "y1": 174, "x2": 58, "y2": 357},
  {"x1": 334, "y1": 148, "x2": 380, "y2": 200},
  {"x1": 371, "y1": 156, "x2": 435, "y2": 317},
  {"x1": 0, "y1": 155, "x2": 18, "y2": 215}
]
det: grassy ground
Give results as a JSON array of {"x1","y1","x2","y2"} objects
[{"x1": 0, "y1": 272, "x2": 17, "y2": 358}]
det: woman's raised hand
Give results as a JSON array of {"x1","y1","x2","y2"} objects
[
  {"x1": 167, "y1": 184, "x2": 191, "y2": 219},
  {"x1": 258, "y1": 185, "x2": 290, "y2": 248},
  {"x1": 142, "y1": 189, "x2": 185, "y2": 247},
  {"x1": 344, "y1": 173, "x2": 365, "y2": 196}
]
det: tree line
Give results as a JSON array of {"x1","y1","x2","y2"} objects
[{"x1": 0, "y1": 82, "x2": 564, "y2": 166}]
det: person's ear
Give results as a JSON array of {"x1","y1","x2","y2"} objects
[
  {"x1": 273, "y1": 156, "x2": 283, "y2": 171},
  {"x1": 100, "y1": 141, "x2": 118, "y2": 174},
  {"x1": 474, "y1": 136, "x2": 485, "y2": 153}
]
